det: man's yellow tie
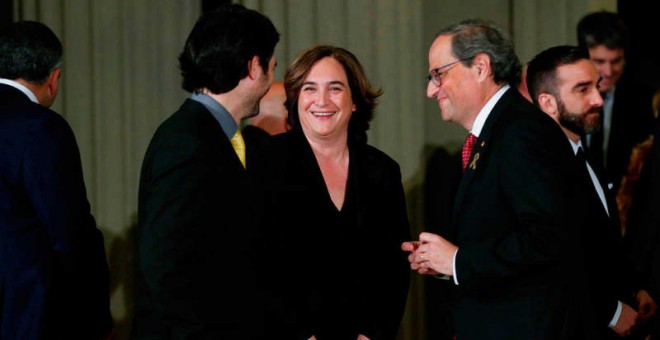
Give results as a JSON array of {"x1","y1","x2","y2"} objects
[{"x1": 230, "y1": 130, "x2": 246, "y2": 169}]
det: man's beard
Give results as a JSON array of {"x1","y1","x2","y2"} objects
[
  {"x1": 245, "y1": 101, "x2": 261, "y2": 119},
  {"x1": 557, "y1": 99, "x2": 602, "y2": 136},
  {"x1": 244, "y1": 83, "x2": 271, "y2": 120}
]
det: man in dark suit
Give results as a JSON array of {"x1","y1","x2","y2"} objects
[
  {"x1": 0, "y1": 21, "x2": 112, "y2": 339},
  {"x1": 133, "y1": 4, "x2": 280, "y2": 339},
  {"x1": 527, "y1": 45, "x2": 658, "y2": 338},
  {"x1": 402, "y1": 20, "x2": 583, "y2": 339},
  {"x1": 577, "y1": 11, "x2": 656, "y2": 192}
]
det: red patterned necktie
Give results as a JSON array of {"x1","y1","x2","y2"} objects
[{"x1": 461, "y1": 133, "x2": 478, "y2": 172}]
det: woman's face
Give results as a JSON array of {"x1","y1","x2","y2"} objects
[{"x1": 297, "y1": 57, "x2": 356, "y2": 141}]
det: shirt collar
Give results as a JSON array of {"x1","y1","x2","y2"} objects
[
  {"x1": 470, "y1": 84, "x2": 510, "y2": 137},
  {"x1": 0, "y1": 78, "x2": 39, "y2": 104},
  {"x1": 602, "y1": 86, "x2": 615, "y2": 100},
  {"x1": 190, "y1": 92, "x2": 238, "y2": 139},
  {"x1": 568, "y1": 138, "x2": 583, "y2": 155}
]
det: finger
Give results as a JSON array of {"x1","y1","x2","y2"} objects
[
  {"x1": 419, "y1": 232, "x2": 441, "y2": 243},
  {"x1": 401, "y1": 242, "x2": 412, "y2": 251},
  {"x1": 415, "y1": 252, "x2": 428, "y2": 263},
  {"x1": 419, "y1": 267, "x2": 439, "y2": 275},
  {"x1": 408, "y1": 253, "x2": 417, "y2": 263}
]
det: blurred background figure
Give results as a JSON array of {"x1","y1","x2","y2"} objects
[
  {"x1": 579, "y1": 11, "x2": 660, "y2": 340},
  {"x1": 619, "y1": 90, "x2": 660, "y2": 339},
  {"x1": 577, "y1": 11, "x2": 656, "y2": 193},
  {"x1": 242, "y1": 81, "x2": 290, "y2": 154},
  {"x1": 517, "y1": 63, "x2": 532, "y2": 103},
  {"x1": 249, "y1": 81, "x2": 289, "y2": 136}
]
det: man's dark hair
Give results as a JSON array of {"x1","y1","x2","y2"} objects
[
  {"x1": 526, "y1": 45, "x2": 591, "y2": 107},
  {"x1": 436, "y1": 19, "x2": 521, "y2": 86},
  {"x1": 0, "y1": 21, "x2": 62, "y2": 84},
  {"x1": 179, "y1": 4, "x2": 279, "y2": 94},
  {"x1": 577, "y1": 11, "x2": 628, "y2": 50}
]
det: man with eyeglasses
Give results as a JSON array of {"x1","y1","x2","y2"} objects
[{"x1": 403, "y1": 19, "x2": 586, "y2": 339}]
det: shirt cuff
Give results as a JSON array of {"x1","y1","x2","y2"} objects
[
  {"x1": 452, "y1": 249, "x2": 459, "y2": 285},
  {"x1": 609, "y1": 301, "x2": 623, "y2": 328}
]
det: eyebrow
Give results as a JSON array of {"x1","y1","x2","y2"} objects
[
  {"x1": 571, "y1": 80, "x2": 593, "y2": 91},
  {"x1": 302, "y1": 80, "x2": 346, "y2": 86}
]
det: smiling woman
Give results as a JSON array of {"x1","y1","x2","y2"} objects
[{"x1": 261, "y1": 45, "x2": 411, "y2": 339}]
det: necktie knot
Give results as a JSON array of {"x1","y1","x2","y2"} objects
[
  {"x1": 461, "y1": 133, "x2": 478, "y2": 172},
  {"x1": 230, "y1": 130, "x2": 246, "y2": 169}
]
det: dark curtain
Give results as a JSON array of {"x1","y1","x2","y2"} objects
[
  {"x1": 202, "y1": 0, "x2": 232, "y2": 13},
  {"x1": 618, "y1": 1, "x2": 660, "y2": 89},
  {"x1": 1, "y1": 0, "x2": 12, "y2": 27}
]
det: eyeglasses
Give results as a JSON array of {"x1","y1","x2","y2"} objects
[{"x1": 426, "y1": 57, "x2": 473, "y2": 87}]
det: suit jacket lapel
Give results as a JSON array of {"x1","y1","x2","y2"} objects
[{"x1": 452, "y1": 88, "x2": 516, "y2": 223}]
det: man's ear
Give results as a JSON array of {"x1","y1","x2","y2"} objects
[
  {"x1": 472, "y1": 53, "x2": 491, "y2": 79},
  {"x1": 47, "y1": 67, "x2": 61, "y2": 97},
  {"x1": 538, "y1": 93, "x2": 558, "y2": 117},
  {"x1": 247, "y1": 55, "x2": 261, "y2": 80}
]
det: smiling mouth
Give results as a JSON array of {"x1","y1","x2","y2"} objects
[{"x1": 312, "y1": 111, "x2": 336, "y2": 117}]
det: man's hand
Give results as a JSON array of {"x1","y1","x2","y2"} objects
[
  {"x1": 611, "y1": 303, "x2": 638, "y2": 337},
  {"x1": 410, "y1": 232, "x2": 457, "y2": 276},
  {"x1": 402, "y1": 233, "x2": 457, "y2": 276},
  {"x1": 635, "y1": 289, "x2": 657, "y2": 324},
  {"x1": 357, "y1": 334, "x2": 370, "y2": 340},
  {"x1": 307, "y1": 336, "x2": 317, "y2": 340}
]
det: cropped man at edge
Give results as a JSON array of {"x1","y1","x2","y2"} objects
[
  {"x1": 527, "y1": 45, "x2": 657, "y2": 338},
  {"x1": 0, "y1": 21, "x2": 112, "y2": 339}
]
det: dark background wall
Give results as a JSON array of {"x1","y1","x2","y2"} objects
[
  {"x1": 202, "y1": 0, "x2": 231, "y2": 13},
  {"x1": 619, "y1": 0, "x2": 660, "y2": 89},
  {"x1": 1, "y1": 0, "x2": 12, "y2": 27}
]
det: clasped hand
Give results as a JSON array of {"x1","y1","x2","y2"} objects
[{"x1": 401, "y1": 232, "x2": 458, "y2": 276}]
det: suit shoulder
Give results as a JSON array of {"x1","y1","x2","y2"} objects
[
  {"x1": 147, "y1": 101, "x2": 222, "y2": 150},
  {"x1": 10, "y1": 106, "x2": 78, "y2": 149},
  {"x1": 1, "y1": 100, "x2": 71, "y2": 131},
  {"x1": 488, "y1": 97, "x2": 572, "y2": 163}
]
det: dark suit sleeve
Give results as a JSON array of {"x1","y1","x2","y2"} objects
[
  {"x1": 456, "y1": 119, "x2": 574, "y2": 288},
  {"x1": 359, "y1": 160, "x2": 411, "y2": 340},
  {"x1": 22, "y1": 114, "x2": 112, "y2": 337},
  {"x1": 139, "y1": 134, "x2": 214, "y2": 331}
]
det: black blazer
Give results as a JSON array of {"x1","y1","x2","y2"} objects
[
  {"x1": 264, "y1": 129, "x2": 410, "y2": 340},
  {"x1": 450, "y1": 88, "x2": 587, "y2": 339},
  {"x1": 134, "y1": 99, "x2": 272, "y2": 339},
  {"x1": 0, "y1": 84, "x2": 112, "y2": 339},
  {"x1": 572, "y1": 149, "x2": 634, "y2": 337}
]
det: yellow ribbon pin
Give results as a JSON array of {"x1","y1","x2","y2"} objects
[{"x1": 469, "y1": 153, "x2": 480, "y2": 170}]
